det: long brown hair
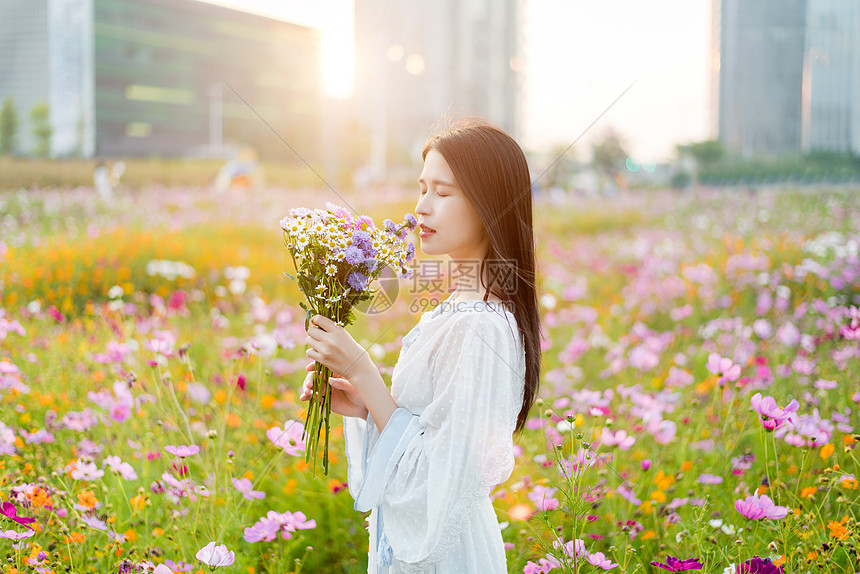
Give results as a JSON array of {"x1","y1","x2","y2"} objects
[{"x1": 422, "y1": 117, "x2": 542, "y2": 435}]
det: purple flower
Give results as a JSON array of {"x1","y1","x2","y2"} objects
[
  {"x1": 697, "y1": 473, "x2": 723, "y2": 485},
  {"x1": 0, "y1": 502, "x2": 35, "y2": 527},
  {"x1": 706, "y1": 353, "x2": 742, "y2": 385},
  {"x1": 347, "y1": 271, "x2": 368, "y2": 291},
  {"x1": 650, "y1": 556, "x2": 703, "y2": 571},
  {"x1": 343, "y1": 245, "x2": 365, "y2": 265},
  {"x1": 195, "y1": 542, "x2": 235, "y2": 567},
  {"x1": 164, "y1": 444, "x2": 200, "y2": 458},
  {"x1": 81, "y1": 514, "x2": 108, "y2": 531},
  {"x1": 404, "y1": 213, "x2": 417, "y2": 230},
  {"x1": 736, "y1": 556, "x2": 785, "y2": 574},
  {"x1": 734, "y1": 492, "x2": 789, "y2": 520},
  {"x1": 750, "y1": 393, "x2": 799, "y2": 431}
]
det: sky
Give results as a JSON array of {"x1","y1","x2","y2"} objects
[{"x1": 198, "y1": 0, "x2": 712, "y2": 163}]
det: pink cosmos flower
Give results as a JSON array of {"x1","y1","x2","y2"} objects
[
  {"x1": 243, "y1": 510, "x2": 317, "y2": 543},
  {"x1": 146, "y1": 330, "x2": 177, "y2": 358},
  {"x1": 750, "y1": 393, "x2": 799, "y2": 431},
  {"x1": 70, "y1": 459, "x2": 105, "y2": 481},
  {"x1": 734, "y1": 492, "x2": 789, "y2": 520},
  {"x1": 103, "y1": 455, "x2": 138, "y2": 481},
  {"x1": 600, "y1": 428, "x2": 636, "y2": 450},
  {"x1": 587, "y1": 552, "x2": 618, "y2": 570},
  {"x1": 266, "y1": 420, "x2": 306, "y2": 456},
  {"x1": 0, "y1": 528, "x2": 35, "y2": 540},
  {"x1": 706, "y1": 353, "x2": 742, "y2": 385},
  {"x1": 527, "y1": 485, "x2": 559, "y2": 511},
  {"x1": 232, "y1": 477, "x2": 266, "y2": 501},
  {"x1": 524, "y1": 558, "x2": 555, "y2": 574},
  {"x1": 196, "y1": 541, "x2": 235, "y2": 567},
  {"x1": 164, "y1": 444, "x2": 200, "y2": 458},
  {"x1": 544, "y1": 537, "x2": 588, "y2": 568},
  {"x1": 92, "y1": 340, "x2": 132, "y2": 364}
]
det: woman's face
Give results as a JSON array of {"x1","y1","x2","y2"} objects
[{"x1": 415, "y1": 148, "x2": 489, "y2": 262}]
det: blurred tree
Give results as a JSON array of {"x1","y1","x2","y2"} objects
[
  {"x1": 542, "y1": 143, "x2": 579, "y2": 189},
  {"x1": 1, "y1": 96, "x2": 19, "y2": 156},
  {"x1": 30, "y1": 102, "x2": 52, "y2": 158},
  {"x1": 591, "y1": 128, "x2": 628, "y2": 178},
  {"x1": 677, "y1": 140, "x2": 725, "y2": 169}
]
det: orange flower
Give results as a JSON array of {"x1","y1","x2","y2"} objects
[
  {"x1": 800, "y1": 486, "x2": 817, "y2": 499},
  {"x1": 76, "y1": 490, "x2": 98, "y2": 510},
  {"x1": 840, "y1": 478, "x2": 858, "y2": 490},
  {"x1": 820, "y1": 443, "x2": 834, "y2": 459},
  {"x1": 827, "y1": 515, "x2": 849, "y2": 539}
]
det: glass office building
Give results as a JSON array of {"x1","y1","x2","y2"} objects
[{"x1": 0, "y1": 0, "x2": 323, "y2": 159}]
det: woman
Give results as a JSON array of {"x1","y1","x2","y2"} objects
[{"x1": 301, "y1": 118, "x2": 542, "y2": 573}]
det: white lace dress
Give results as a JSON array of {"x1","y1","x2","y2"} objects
[{"x1": 342, "y1": 291, "x2": 526, "y2": 574}]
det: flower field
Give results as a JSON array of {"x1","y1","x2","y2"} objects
[{"x1": 1, "y1": 184, "x2": 859, "y2": 573}]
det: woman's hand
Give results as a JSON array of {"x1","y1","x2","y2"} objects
[
  {"x1": 299, "y1": 361, "x2": 368, "y2": 419},
  {"x1": 304, "y1": 314, "x2": 376, "y2": 383}
]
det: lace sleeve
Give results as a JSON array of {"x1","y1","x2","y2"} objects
[{"x1": 347, "y1": 311, "x2": 523, "y2": 571}]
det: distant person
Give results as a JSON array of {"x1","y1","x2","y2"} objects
[
  {"x1": 215, "y1": 147, "x2": 263, "y2": 192},
  {"x1": 94, "y1": 160, "x2": 124, "y2": 201}
]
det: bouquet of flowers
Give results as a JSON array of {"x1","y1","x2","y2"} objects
[{"x1": 280, "y1": 202, "x2": 417, "y2": 476}]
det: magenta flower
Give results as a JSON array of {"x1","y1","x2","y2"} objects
[
  {"x1": 266, "y1": 420, "x2": 306, "y2": 456},
  {"x1": 0, "y1": 501, "x2": 35, "y2": 527},
  {"x1": 750, "y1": 393, "x2": 799, "y2": 431},
  {"x1": 734, "y1": 492, "x2": 789, "y2": 520},
  {"x1": 164, "y1": 444, "x2": 200, "y2": 458},
  {"x1": 736, "y1": 556, "x2": 785, "y2": 573},
  {"x1": 706, "y1": 353, "x2": 742, "y2": 385},
  {"x1": 650, "y1": 556, "x2": 703, "y2": 571},
  {"x1": 196, "y1": 541, "x2": 235, "y2": 567}
]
